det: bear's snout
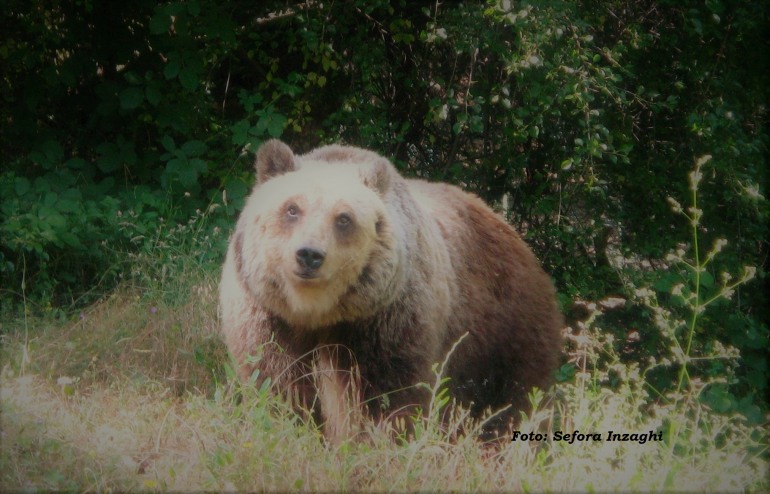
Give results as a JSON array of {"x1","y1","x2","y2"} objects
[{"x1": 295, "y1": 246, "x2": 326, "y2": 274}]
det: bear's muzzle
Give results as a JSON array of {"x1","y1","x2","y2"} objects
[{"x1": 295, "y1": 246, "x2": 326, "y2": 278}]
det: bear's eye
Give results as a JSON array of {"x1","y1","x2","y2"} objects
[
  {"x1": 335, "y1": 213, "x2": 353, "y2": 230},
  {"x1": 286, "y1": 204, "x2": 300, "y2": 219}
]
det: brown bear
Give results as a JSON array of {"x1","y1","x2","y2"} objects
[{"x1": 219, "y1": 139, "x2": 562, "y2": 442}]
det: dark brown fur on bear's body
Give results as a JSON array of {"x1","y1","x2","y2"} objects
[{"x1": 219, "y1": 140, "x2": 563, "y2": 441}]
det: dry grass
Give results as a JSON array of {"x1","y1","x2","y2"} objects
[
  {"x1": 6, "y1": 281, "x2": 226, "y2": 395},
  {"x1": 1, "y1": 283, "x2": 768, "y2": 492}
]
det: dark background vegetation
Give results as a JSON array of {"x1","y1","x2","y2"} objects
[{"x1": 2, "y1": 1, "x2": 768, "y2": 421}]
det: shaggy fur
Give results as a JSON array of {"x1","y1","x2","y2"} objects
[{"x1": 219, "y1": 140, "x2": 562, "y2": 441}]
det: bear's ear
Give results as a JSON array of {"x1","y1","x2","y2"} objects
[
  {"x1": 256, "y1": 140, "x2": 296, "y2": 183},
  {"x1": 361, "y1": 158, "x2": 393, "y2": 195}
]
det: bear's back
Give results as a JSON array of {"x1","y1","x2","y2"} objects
[{"x1": 407, "y1": 179, "x2": 562, "y2": 422}]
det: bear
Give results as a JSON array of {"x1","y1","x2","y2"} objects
[{"x1": 219, "y1": 139, "x2": 563, "y2": 442}]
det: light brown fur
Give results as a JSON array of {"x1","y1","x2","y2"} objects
[{"x1": 219, "y1": 140, "x2": 562, "y2": 441}]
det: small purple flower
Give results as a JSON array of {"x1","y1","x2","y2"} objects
[{"x1": 150, "y1": 306, "x2": 158, "y2": 315}]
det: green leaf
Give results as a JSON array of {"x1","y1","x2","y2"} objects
[
  {"x1": 690, "y1": 17, "x2": 703, "y2": 35},
  {"x1": 190, "y1": 158, "x2": 208, "y2": 174},
  {"x1": 181, "y1": 140, "x2": 207, "y2": 157},
  {"x1": 60, "y1": 231, "x2": 82, "y2": 248},
  {"x1": 65, "y1": 158, "x2": 87, "y2": 170},
  {"x1": 14, "y1": 177, "x2": 30, "y2": 196},
  {"x1": 43, "y1": 140, "x2": 64, "y2": 161},
  {"x1": 266, "y1": 113, "x2": 287, "y2": 138},
  {"x1": 701, "y1": 385, "x2": 733, "y2": 413},
  {"x1": 43, "y1": 192, "x2": 58, "y2": 207},
  {"x1": 163, "y1": 54, "x2": 181, "y2": 80},
  {"x1": 178, "y1": 162, "x2": 203, "y2": 187},
  {"x1": 187, "y1": 0, "x2": 201, "y2": 16},
  {"x1": 146, "y1": 84, "x2": 162, "y2": 106},
  {"x1": 179, "y1": 67, "x2": 199, "y2": 90},
  {"x1": 161, "y1": 135, "x2": 176, "y2": 152},
  {"x1": 119, "y1": 87, "x2": 144, "y2": 109},
  {"x1": 224, "y1": 179, "x2": 248, "y2": 209},
  {"x1": 469, "y1": 116, "x2": 484, "y2": 133},
  {"x1": 96, "y1": 142, "x2": 122, "y2": 173},
  {"x1": 123, "y1": 71, "x2": 142, "y2": 85},
  {"x1": 230, "y1": 120, "x2": 251, "y2": 146},
  {"x1": 57, "y1": 199, "x2": 79, "y2": 213},
  {"x1": 38, "y1": 206, "x2": 66, "y2": 230},
  {"x1": 149, "y1": 12, "x2": 170, "y2": 35},
  {"x1": 653, "y1": 272, "x2": 680, "y2": 293},
  {"x1": 699, "y1": 270, "x2": 714, "y2": 288}
]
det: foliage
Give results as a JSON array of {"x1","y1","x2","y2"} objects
[
  {"x1": 639, "y1": 155, "x2": 765, "y2": 423},
  {"x1": 1, "y1": 0, "x2": 767, "y2": 425}
]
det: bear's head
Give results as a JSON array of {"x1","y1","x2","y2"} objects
[{"x1": 233, "y1": 140, "x2": 409, "y2": 328}]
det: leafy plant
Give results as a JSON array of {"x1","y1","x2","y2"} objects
[
  {"x1": 633, "y1": 155, "x2": 766, "y2": 422},
  {"x1": 1, "y1": 0, "x2": 766, "y2": 424}
]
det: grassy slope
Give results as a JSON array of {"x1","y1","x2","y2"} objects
[{"x1": 1, "y1": 278, "x2": 767, "y2": 492}]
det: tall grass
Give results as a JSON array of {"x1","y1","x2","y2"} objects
[{"x1": 1, "y1": 160, "x2": 767, "y2": 492}]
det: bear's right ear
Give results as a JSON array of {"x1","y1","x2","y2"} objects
[{"x1": 256, "y1": 140, "x2": 296, "y2": 184}]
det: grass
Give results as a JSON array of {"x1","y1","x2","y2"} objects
[{"x1": 1, "y1": 279, "x2": 767, "y2": 492}]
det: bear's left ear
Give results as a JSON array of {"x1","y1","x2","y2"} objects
[
  {"x1": 361, "y1": 158, "x2": 393, "y2": 196},
  {"x1": 256, "y1": 140, "x2": 296, "y2": 184}
]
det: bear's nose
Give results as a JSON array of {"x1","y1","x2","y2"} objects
[{"x1": 295, "y1": 247, "x2": 326, "y2": 271}]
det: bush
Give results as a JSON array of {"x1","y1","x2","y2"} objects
[{"x1": 1, "y1": 0, "x2": 767, "y2": 421}]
